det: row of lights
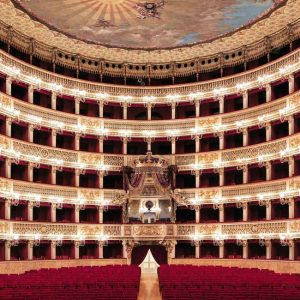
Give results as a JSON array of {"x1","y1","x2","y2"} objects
[
  {"x1": 0, "y1": 94, "x2": 299, "y2": 138},
  {"x1": 0, "y1": 133, "x2": 298, "y2": 174},
  {"x1": 1, "y1": 175, "x2": 299, "y2": 207},
  {"x1": 190, "y1": 187, "x2": 300, "y2": 206},
  {"x1": 191, "y1": 233, "x2": 296, "y2": 246},
  {"x1": 0, "y1": 56, "x2": 299, "y2": 103},
  {"x1": 2, "y1": 190, "x2": 111, "y2": 208},
  {"x1": 6, "y1": 233, "x2": 109, "y2": 246}
]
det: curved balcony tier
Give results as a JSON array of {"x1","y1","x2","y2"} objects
[
  {"x1": 1, "y1": 91, "x2": 299, "y2": 138},
  {"x1": 0, "y1": 49, "x2": 299, "y2": 102}
]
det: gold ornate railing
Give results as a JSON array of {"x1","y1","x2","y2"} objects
[
  {"x1": 0, "y1": 219, "x2": 298, "y2": 241},
  {"x1": 0, "y1": 131, "x2": 299, "y2": 172},
  {"x1": 1, "y1": 174, "x2": 300, "y2": 205},
  {"x1": 0, "y1": 91, "x2": 299, "y2": 137},
  {"x1": 0, "y1": 47, "x2": 299, "y2": 102}
]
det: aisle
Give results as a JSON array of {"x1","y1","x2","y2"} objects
[{"x1": 138, "y1": 271, "x2": 162, "y2": 300}]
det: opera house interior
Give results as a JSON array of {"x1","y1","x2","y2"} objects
[{"x1": 0, "y1": 0, "x2": 300, "y2": 299}]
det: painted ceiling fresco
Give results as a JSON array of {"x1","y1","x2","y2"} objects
[{"x1": 13, "y1": 0, "x2": 283, "y2": 49}]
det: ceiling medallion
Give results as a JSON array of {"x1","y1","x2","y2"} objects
[{"x1": 133, "y1": 0, "x2": 165, "y2": 19}]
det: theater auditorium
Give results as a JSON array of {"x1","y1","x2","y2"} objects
[{"x1": 0, "y1": 0, "x2": 299, "y2": 299}]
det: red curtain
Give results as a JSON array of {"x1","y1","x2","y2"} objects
[
  {"x1": 131, "y1": 246, "x2": 149, "y2": 265},
  {"x1": 131, "y1": 245, "x2": 168, "y2": 265},
  {"x1": 149, "y1": 245, "x2": 167, "y2": 265}
]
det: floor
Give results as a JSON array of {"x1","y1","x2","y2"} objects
[{"x1": 138, "y1": 270, "x2": 162, "y2": 300}]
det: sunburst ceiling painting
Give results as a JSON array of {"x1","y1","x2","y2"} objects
[{"x1": 13, "y1": 0, "x2": 284, "y2": 49}]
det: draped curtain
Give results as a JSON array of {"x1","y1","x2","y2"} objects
[
  {"x1": 123, "y1": 165, "x2": 177, "y2": 195},
  {"x1": 131, "y1": 245, "x2": 167, "y2": 266}
]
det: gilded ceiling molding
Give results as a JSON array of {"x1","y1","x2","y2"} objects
[{"x1": 0, "y1": 0, "x2": 300, "y2": 64}]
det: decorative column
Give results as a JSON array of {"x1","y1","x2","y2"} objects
[
  {"x1": 235, "y1": 239, "x2": 248, "y2": 259},
  {"x1": 289, "y1": 240, "x2": 295, "y2": 261},
  {"x1": 122, "y1": 102, "x2": 128, "y2": 120},
  {"x1": 5, "y1": 199, "x2": 11, "y2": 220},
  {"x1": 5, "y1": 76, "x2": 12, "y2": 96},
  {"x1": 98, "y1": 207, "x2": 103, "y2": 224},
  {"x1": 27, "y1": 241, "x2": 34, "y2": 260},
  {"x1": 242, "y1": 202, "x2": 248, "y2": 222},
  {"x1": 266, "y1": 161, "x2": 271, "y2": 181},
  {"x1": 242, "y1": 91, "x2": 248, "y2": 109},
  {"x1": 288, "y1": 74, "x2": 295, "y2": 94},
  {"x1": 98, "y1": 101, "x2": 104, "y2": 118},
  {"x1": 162, "y1": 240, "x2": 177, "y2": 262},
  {"x1": 28, "y1": 162, "x2": 34, "y2": 182},
  {"x1": 195, "y1": 205, "x2": 200, "y2": 223},
  {"x1": 75, "y1": 169, "x2": 81, "y2": 187},
  {"x1": 51, "y1": 203, "x2": 57, "y2": 222},
  {"x1": 28, "y1": 124, "x2": 34, "y2": 143},
  {"x1": 75, "y1": 133, "x2": 81, "y2": 151},
  {"x1": 98, "y1": 136, "x2": 104, "y2": 153},
  {"x1": 195, "y1": 170, "x2": 201, "y2": 188},
  {"x1": 6, "y1": 117, "x2": 12, "y2": 137},
  {"x1": 171, "y1": 102, "x2": 176, "y2": 120},
  {"x1": 195, "y1": 100, "x2": 200, "y2": 117},
  {"x1": 98, "y1": 173, "x2": 104, "y2": 189},
  {"x1": 265, "y1": 240, "x2": 271, "y2": 259},
  {"x1": 122, "y1": 240, "x2": 135, "y2": 262},
  {"x1": 195, "y1": 241, "x2": 201, "y2": 259},
  {"x1": 28, "y1": 85, "x2": 34, "y2": 104},
  {"x1": 288, "y1": 157, "x2": 295, "y2": 177},
  {"x1": 51, "y1": 92, "x2": 57, "y2": 110},
  {"x1": 75, "y1": 97, "x2": 80, "y2": 115},
  {"x1": 289, "y1": 198, "x2": 295, "y2": 219},
  {"x1": 266, "y1": 123, "x2": 271, "y2": 142},
  {"x1": 146, "y1": 137, "x2": 152, "y2": 152},
  {"x1": 28, "y1": 201, "x2": 34, "y2": 221},
  {"x1": 170, "y1": 136, "x2": 176, "y2": 165},
  {"x1": 51, "y1": 166, "x2": 57, "y2": 185},
  {"x1": 195, "y1": 135, "x2": 200, "y2": 153},
  {"x1": 5, "y1": 241, "x2": 11, "y2": 261},
  {"x1": 219, "y1": 204, "x2": 224, "y2": 223},
  {"x1": 98, "y1": 241, "x2": 104, "y2": 259},
  {"x1": 147, "y1": 102, "x2": 152, "y2": 120},
  {"x1": 75, "y1": 205, "x2": 80, "y2": 223},
  {"x1": 266, "y1": 84, "x2": 272, "y2": 102},
  {"x1": 218, "y1": 241, "x2": 224, "y2": 259},
  {"x1": 123, "y1": 137, "x2": 128, "y2": 155},
  {"x1": 74, "y1": 241, "x2": 80, "y2": 259},
  {"x1": 242, "y1": 129, "x2": 248, "y2": 147},
  {"x1": 219, "y1": 168, "x2": 224, "y2": 187},
  {"x1": 5, "y1": 158, "x2": 11, "y2": 179},
  {"x1": 51, "y1": 129, "x2": 57, "y2": 147},
  {"x1": 265, "y1": 200, "x2": 271, "y2": 221},
  {"x1": 242, "y1": 165, "x2": 248, "y2": 184},
  {"x1": 288, "y1": 116, "x2": 294, "y2": 136},
  {"x1": 219, "y1": 96, "x2": 224, "y2": 114},
  {"x1": 219, "y1": 132, "x2": 224, "y2": 150},
  {"x1": 51, "y1": 241, "x2": 57, "y2": 260}
]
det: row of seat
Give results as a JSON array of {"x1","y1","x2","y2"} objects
[
  {"x1": 158, "y1": 265, "x2": 300, "y2": 300},
  {"x1": 0, "y1": 265, "x2": 141, "y2": 299}
]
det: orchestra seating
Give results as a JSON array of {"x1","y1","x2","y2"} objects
[
  {"x1": 158, "y1": 265, "x2": 300, "y2": 300},
  {"x1": 0, "y1": 265, "x2": 140, "y2": 300}
]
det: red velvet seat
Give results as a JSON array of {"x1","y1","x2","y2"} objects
[
  {"x1": 158, "y1": 265, "x2": 300, "y2": 300},
  {"x1": 0, "y1": 265, "x2": 140, "y2": 300}
]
